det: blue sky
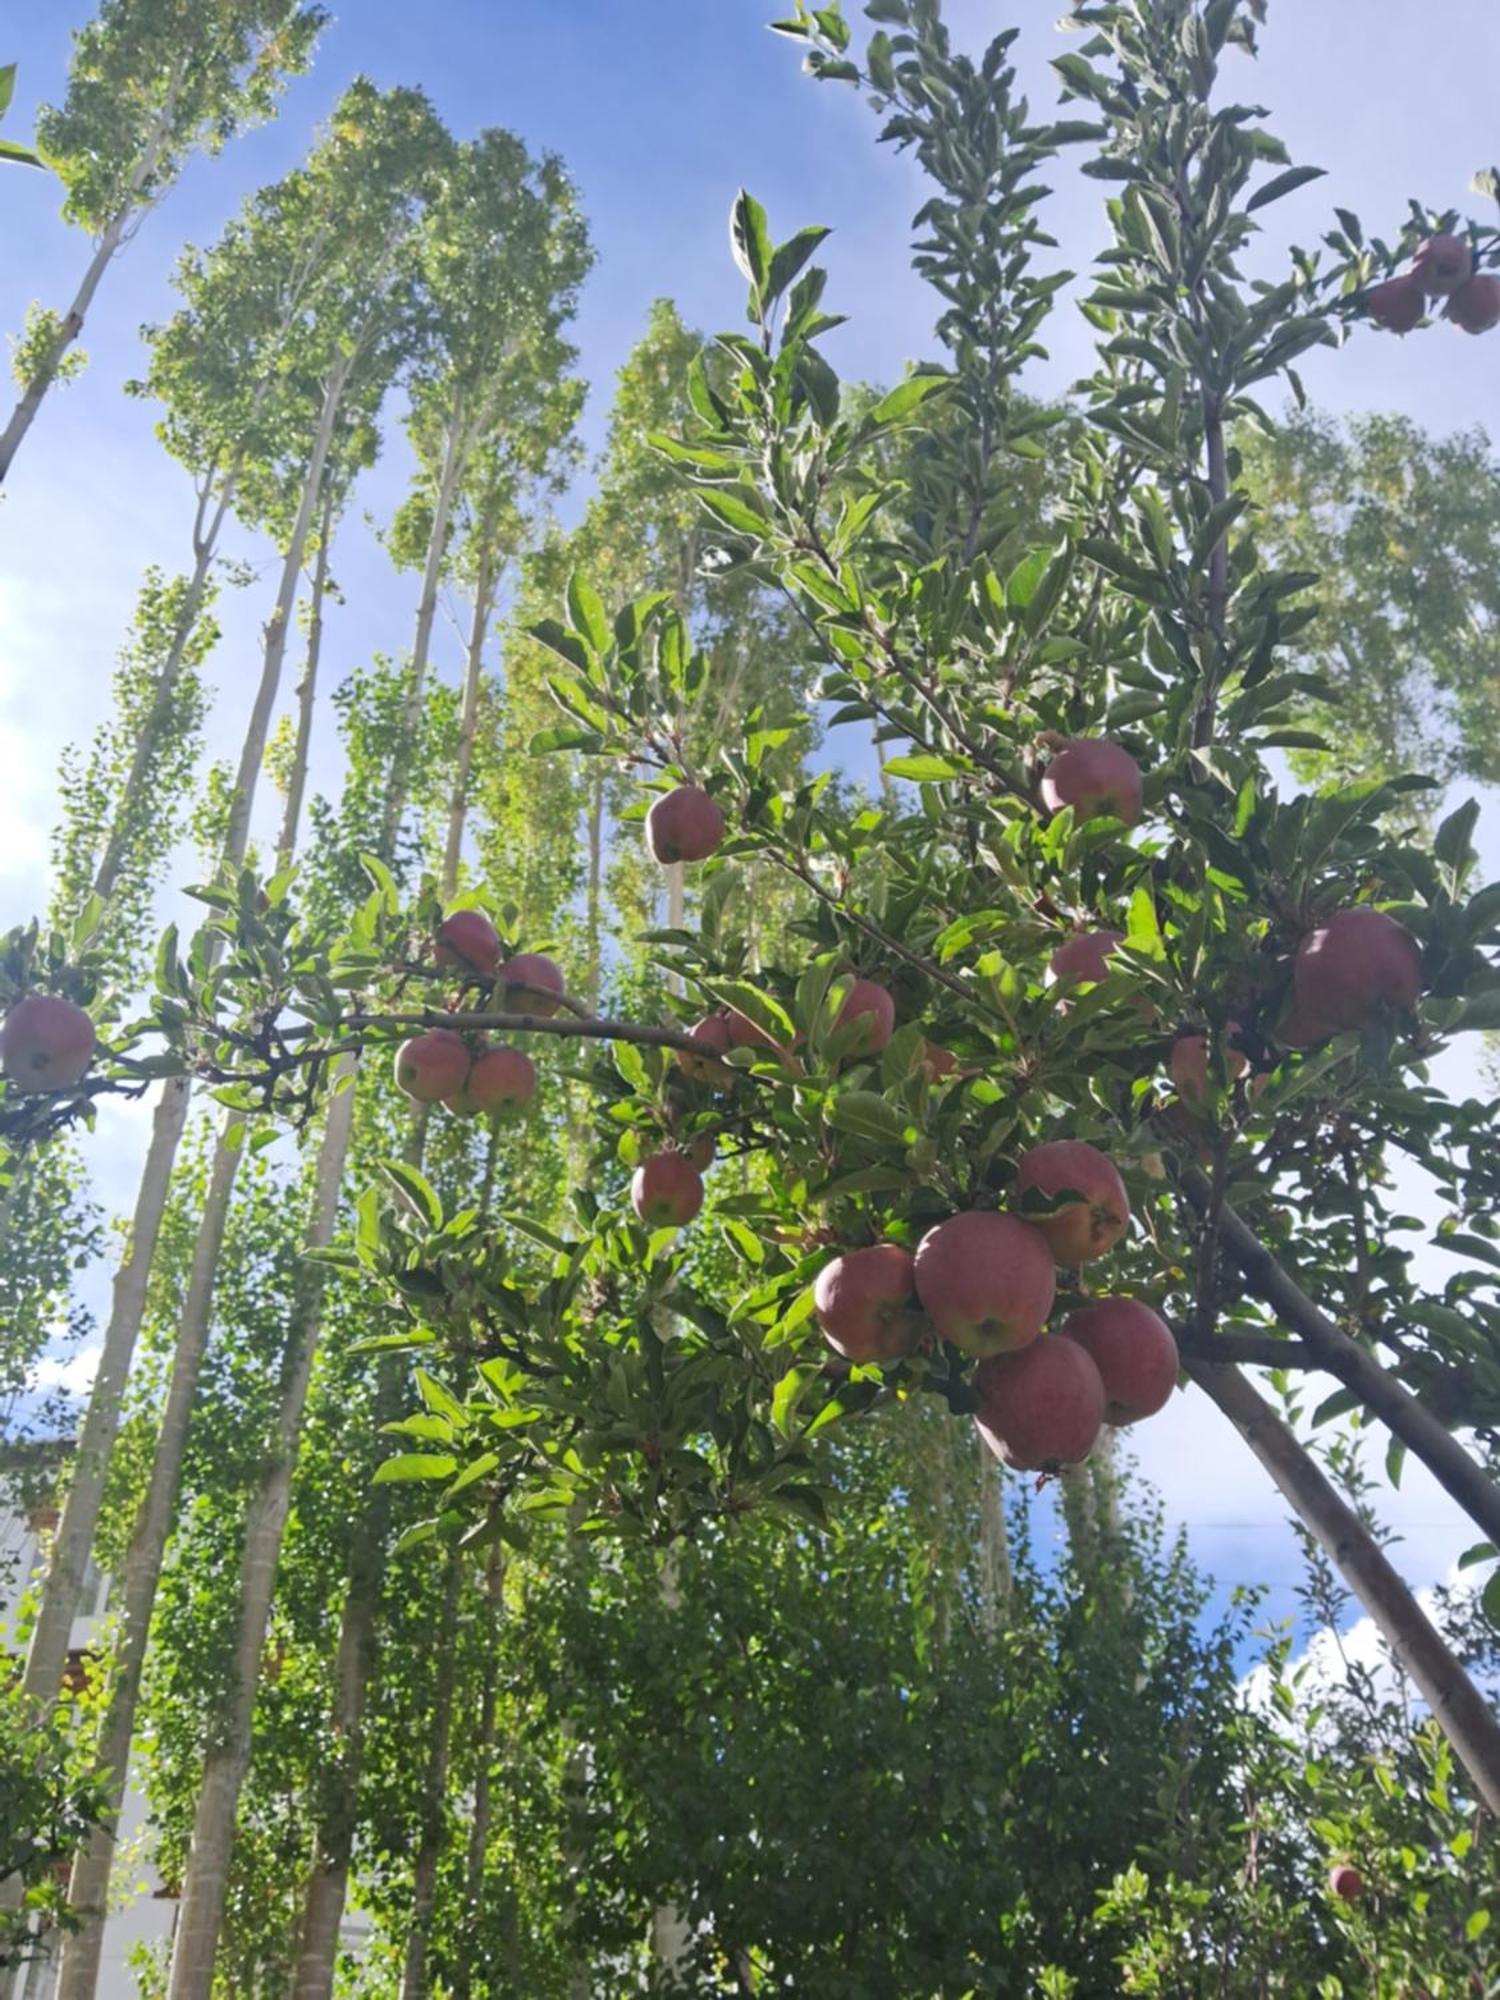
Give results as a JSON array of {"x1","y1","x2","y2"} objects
[{"x1": 2, "y1": 0, "x2": 1498, "y2": 1650}]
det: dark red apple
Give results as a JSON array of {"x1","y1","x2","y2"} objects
[
  {"x1": 677, "y1": 1013, "x2": 734, "y2": 1082},
  {"x1": 1047, "y1": 929, "x2": 1125, "y2": 992},
  {"x1": 631, "y1": 1151, "x2": 705, "y2": 1228},
  {"x1": 974, "y1": 1334, "x2": 1106, "y2": 1472},
  {"x1": 1015, "y1": 1140, "x2": 1130, "y2": 1266},
  {"x1": 1169, "y1": 1025, "x2": 1247, "y2": 1109},
  {"x1": 1274, "y1": 993, "x2": 1334, "y2": 1050},
  {"x1": 445, "y1": 1044, "x2": 536, "y2": 1119},
  {"x1": 813, "y1": 1243, "x2": 920, "y2": 1363},
  {"x1": 1366, "y1": 272, "x2": 1425, "y2": 333},
  {"x1": 1040, "y1": 739, "x2": 1143, "y2": 826},
  {"x1": 913, "y1": 1210, "x2": 1056, "y2": 1356},
  {"x1": 394, "y1": 1030, "x2": 470, "y2": 1104},
  {"x1": 1328, "y1": 1864, "x2": 1364, "y2": 1903},
  {"x1": 1446, "y1": 272, "x2": 1500, "y2": 334},
  {"x1": 1060, "y1": 1298, "x2": 1179, "y2": 1425},
  {"x1": 833, "y1": 978, "x2": 895, "y2": 1056},
  {"x1": 921, "y1": 1042, "x2": 959, "y2": 1082},
  {"x1": 1293, "y1": 907, "x2": 1422, "y2": 1031},
  {"x1": 435, "y1": 908, "x2": 502, "y2": 975},
  {"x1": 1, "y1": 995, "x2": 96, "y2": 1093},
  {"x1": 646, "y1": 785, "x2": 725, "y2": 864},
  {"x1": 1412, "y1": 232, "x2": 1472, "y2": 296},
  {"x1": 501, "y1": 952, "x2": 566, "y2": 1018}
]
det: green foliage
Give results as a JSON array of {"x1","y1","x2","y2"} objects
[
  {"x1": 9, "y1": 304, "x2": 85, "y2": 395},
  {"x1": 0, "y1": 1669, "x2": 109, "y2": 1968},
  {"x1": 36, "y1": 0, "x2": 325, "y2": 232}
]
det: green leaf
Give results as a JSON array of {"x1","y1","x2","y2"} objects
[
  {"x1": 767, "y1": 224, "x2": 831, "y2": 302},
  {"x1": 0, "y1": 136, "x2": 42, "y2": 168},
  {"x1": 566, "y1": 573, "x2": 610, "y2": 655},
  {"x1": 373, "y1": 1453, "x2": 459, "y2": 1485},
  {"x1": 772, "y1": 1366, "x2": 815, "y2": 1438},
  {"x1": 697, "y1": 487, "x2": 770, "y2": 538},
  {"x1": 1245, "y1": 165, "x2": 1326, "y2": 214},
  {"x1": 380, "y1": 1160, "x2": 444, "y2": 1231},
  {"x1": 529, "y1": 725, "x2": 605, "y2": 755},
  {"x1": 0, "y1": 65, "x2": 15, "y2": 117},
  {"x1": 730, "y1": 188, "x2": 773, "y2": 292},
  {"x1": 825, "y1": 1090, "x2": 910, "y2": 1145},
  {"x1": 883, "y1": 753, "x2": 966, "y2": 783},
  {"x1": 867, "y1": 373, "x2": 950, "y2": 427}
]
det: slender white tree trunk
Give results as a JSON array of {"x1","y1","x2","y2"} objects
[
  {"x1": 398, "y1": 1550, "x2": 464, "y2": 2000},
  {"x1": 276, "y1": 493, "x2": 333, "y2": 868},
  {"x1": 0, "y1": 70, "x2": 182, "y2": 485},
  {"x1": 54, "y1": 365, "x2": 353, "y2": 2000},
  {"x1": 165, "y1": 1080, "x2": 357, "y2": 1999},
  {"x1": 440, "y1": 550, "x2": 497, "y2": 894},
  {"x1": 380, "y1": 408, "x2": 469, "y2": 854},
  {"x1": 291, "y1": 498, "x2": 506, "y2": 1992},
  {"x1": 450, "y1": 1548, "x2": 504, "y2": 2000},
  {"x1": 975, "y1": 1432, "x2": 1011, "y2": 1636}
]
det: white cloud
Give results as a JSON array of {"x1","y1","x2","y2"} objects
[
  {"x1": 1240, "y1": 1562, "x2": 1477, "y2": 1715},
  {"x1": 31, "y1": 1344, "x2": 101, "y2": 1399}
]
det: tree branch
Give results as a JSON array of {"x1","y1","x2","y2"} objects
[
  {"x1": 1178, "y1": 1166, "x2": 1500, "y2": 1550},
  {"x1": 1188, "y1": 1358, "x2": 1500, "y2": 1817}
]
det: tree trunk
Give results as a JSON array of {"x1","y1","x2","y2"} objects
[
  {"x1": 440, "y1": 549, "x2": 499, "y2": 896},
  {"x1": 974, "y1": 1432, "x2": 1011, "y2": 1635},
  {"x1": 398, "y1": 1549, "x2": 464, "y2": 2000},
  {"x1": 584, "y1": 775, "x2": 605, "y2": 1012},
  {"x1": 164, "y1": 1081, "x2": 357, "y2": 2000},
  {"x1": 1180, "y1": 1171, "x2": 1500, "y2": 1552},
  {"x1": 54, "y1": 379, "x2": 352, "y2": 2000},
  {"x1": 0, "y1": 69, "x2": 182, "y2": 484},
  {"x1": 290, "y1": 1362, "x2": 400, "y2": 2000},
  {"x1": 380, "y1": 408, "x2": 469, "y2": 855},
  {"x1": 450, "y1": 1549, "x2": 504, "y2": 2000},
  {"x1": 276, "y1": 491, "x2": 334, "y2": 869},
  {"x1": 1189, "y1": 1359, "x2": 1500, "y2": 1815}
]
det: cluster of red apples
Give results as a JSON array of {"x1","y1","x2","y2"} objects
[
  {"x1": 1368, "y1": 232, "x2": 1500, "y2": 336},
  {"x1": 637, "y1": 744, "x2": 1427, "y2": 1481},
  {"x1": 392, "y1": 908, "x2": 559, "y2": 1120}
]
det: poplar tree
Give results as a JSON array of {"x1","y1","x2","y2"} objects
[{"x1": 0, "y1": 0, "x2": 325, "y2": 482}]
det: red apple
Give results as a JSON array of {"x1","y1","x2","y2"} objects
[
  {"x1": 1294, "y1": 907, "x2": 1422, "y2": 1031},
  {"x1": 646, "y1": 785, "x2": 725, "y2": 864},
  {"x1": 630, "y1": 1151, "x2": 704, "y2": 1228},
  {"x1": 974, "y1": 1334, "x2": 1106, "y2": 1472},
  {"x1": 1169, "y1": 1025, "x2": 1247, "y2": 1109},
  {"x1": 1040, "y1": 739, "x2": 1143, "y2": 826},
  {"x1": 1366, "y1": 272, "x2": 1425, "y2": 333},
  {"x1": 1412, "y1": 232, "x2": 1472, "y2": 296},
  {"x1": 1015, "y1": 1140, "x2": 1130, "y2": 1266},
  {"x1": 1047, "y1": 929, "x2": 1125, "y2": 992},
  {"x1": 394, "y1": 1029, "x2": 470, "y2": 1104},
  {"x1": 677, "y1": 1013, "x2": 734, "y2": 1082},
  {"x1": 1, "y1": 995, "x2": 96, "y2": 1093},
  {"x1": 724, "y1": 1008, "x2": 794, "y2": 1068},
  {"x1": 921, "y1": 1042, "x2": 959, "y2": 1082},
  {"x1": 501, "y1": 952, "x2": 566, "y2": 1018},
  {"x1": 913, "y1": 1210, "x2": 1056, "y2": 1356},
  {"x1": 1274, "y1": 993, "x2": 1334, "y2": 1050},
  {"x1": 445, "y1": 1044, "x2": 536, "y2": 1119},
  {"x1": 812, "y1": 1243, "x2": 920, "y2": 1363},
  {"x1": 434, "y1": 908, "x2": 502, "y2": 975},
  {"x1": 1060, "y1": 1298, "x2": 1179, "y2": 1424},
  {"x1": 1328, "y1": 1864, "x2": 1364, "y2": 1904},
  {"x1": 683, "y1": 1130, "x2": 717, "y2": 1173},
  {"x1": 1446, "y1": 271, "x2": 1500, "y2": 334},
  {"x1": 833, "y1": 978, "x2": 895, "y2": 1056}
]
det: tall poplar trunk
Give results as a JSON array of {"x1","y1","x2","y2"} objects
[
  {"x1": 398, "y1": 1551, "x2": 464, "y2": 2000},
  {"x1": 974, "y1": 1434, "x2": 1011, "y2": 1635},
  {"x1": 16, "y1": 467, "x2": 242, "y2": 1708},
  {"x1": 276, "y1": 493, "x2": 334, "y2": 868},
  {"x1": 380, "y1": 407, "x2": 469, "y2": 855},
  {"x1": 450, "y1": 1549, "x2": 504, "y2": 2000},
  {"x1": 55, "y1": 359, "x2": 354, "y2": 2000},
  {"x1": 440, "y1": 548, "x2": 499, "y2": 895},
  {"x1": 164, "y1": 1084, "x2": 357, "y2": 1998},
  {"x1": 0, "y1": 64, "x2": 184, "y2": 485},
  {"x1": 288, "y1": 472, "x2": 500, "y2": 2000}
]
